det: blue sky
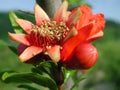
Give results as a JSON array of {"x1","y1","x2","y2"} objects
[
  {"x1": 0, "y1": 0, "x2": 120, "y2": 22},
  {"x1": 88, "y1": 0, "x2": 120, "y2": 22}
]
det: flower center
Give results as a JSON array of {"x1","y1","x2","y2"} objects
[{"x1": 30, "y1": 21, "x2": 69, "y2": 49}]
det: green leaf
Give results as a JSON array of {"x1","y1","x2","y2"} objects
[
  {"x1": 0, "y1": 39, "x2": 17, "y2": 53},
  {"x1": 0, "y1": 39, "x2": 6, "y2": 46},
  {"x1": 68, "y1": 0, "x2": 82, "y2": 5},
  {"x1": 33, "y1": 61, "x2": 64, "y2": 86},
  {"x1": 9, "y1": 11, "x2": 24, "y2": 34},
  {"x1": 70, "y1": 68, "x2": 94, "y2": 90},
  {"x1": 18, "y1": 84, "x2": 40, "y2": 90},
  {"x1": 2, "y1": 72, "x2": 57, "y2": 90},
  {"x1": 63, "y1": 68, "x2": 77, "y2": 83},
  {"x1": 33, "y1": 61, "x2": 58, "y2": 76}
]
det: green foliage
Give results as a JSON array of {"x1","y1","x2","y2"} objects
[
  {"x1": 2, "y1": 72, "x2": 57, "y2": 90},
  {"x1": 0, "y1": 12, "x2": 13, "y2": 39},
  {"x1": 68, "y1": 0, "x2": 83, "y2": 5},
  {"x1": 0, "y1": 39, "x2": 17, "y2": 54},
  {"x1": 63, "y1": 68, "x2": 77, "y2": 82},
  {"x1": 9, "y1": 12, "x2": 24, "y2": 34},
  {"x1": 67, "y1": 0, "x2": 91, "y2": 11},
  {"x1": 2, "y1": 61, "x2": 59, "y2": 90}
]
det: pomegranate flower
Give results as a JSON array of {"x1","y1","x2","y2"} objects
[
  {"x1": 60, "y1": 4, "x2": 105, "y2": 69},
  {"x1": 8, "y1": 1, "x2": 105, "y2": 69}
]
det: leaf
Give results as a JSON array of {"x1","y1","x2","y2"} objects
[
  {"x1": 0, "y1": 39, "x2": 17, "y2": 53},
  {"x1": 33, "y1": 61, "x2": 58, "y2": 76},
  {"x1": 2, "y1": 72, "x2": 57, "y2": 90},
  {"x1": 33, "y1": 61, "x2": 64, "y2": 86},
  {"x1": 70, "y1": 68, "x2": 94, "y2": 90},
  {"x1": 0, "y1": 71, "x2": 15, "y2": 82},
  {"x1": 18, "y1": 84, "x2": 40, "y2": 90},
  {"x1": 68, "y1": 0, "x2": 82, "y2": 5},
  {"x1": 9, "y1": 11, "x2": 24, "y2": 34},
  {"x1": 63, "y1": 68, "x2": 77, "y2": 82},
  {"x1": 2, "y1": 72, "x2": 32, "y2": 83},
  {"x1": 0, "y1": 39, "x2": 6, "y2": 46}
]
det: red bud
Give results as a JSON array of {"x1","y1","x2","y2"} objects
[
  {"x1": 75, "y1": 43, "x2": 98, "y2": 69},
  {"x1": 62, "y1": 43, "x2": 98, "y2": 69}
]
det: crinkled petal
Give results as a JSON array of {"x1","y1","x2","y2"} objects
[
  {"x1": 75, "y1": 5, "x2": 93, "y2": 30},
  {"x1": 90, "y1": 14, "x2": 105, "y2": 34},
  {"x1": 8, "y1": 32, "x2": 30, "y2": 46},
  {"x1": 87, "y1": 31, "x2": 103, "y2": 42},
  {"x1": 86, "y1": 14, "x2": 105, "y2": 42},
  {"x1": 47, "y1": 45, "x2": 60, "y2": 62},
  {"x1": 80, "y1": 5, "x2": 93, "y2": 16},
  {"x1": 53, "y1": 0, "x2": 68, "y2": 22},
  {"x1": 61, "y1": 23, "x2": 93, "y2": 61},
  {"x1": 66, "y1": 8, "x2": 81, "y2": 28},
  {"x1": 16, "y1": 19, "x2": 32, "y2": 34},
  {"x1": 19, "y1": 46, "x2": 43, "y2": 62},
  {"x1": 34, "y1": 4, "x2": 50, "y2": 26}
]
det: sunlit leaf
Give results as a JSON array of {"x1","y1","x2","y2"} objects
[
  {"x1": 63, "y1": 68, "x2": 77, "y2": 82},
  {"x1": 9, "y1": 11, "x2": 24, "y2": 34},
  {"x1": 2, "y1": 72, "x2": 57, "y2": 90}
]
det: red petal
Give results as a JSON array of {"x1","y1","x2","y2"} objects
[
  {"x1": 34, "y1": 4, "x2": 50, "y2": 26},
  {"x1": 66, "y1": 8, "x2": 81, "y2": 28},
  {"x1": 75, "y1": 5, "x2": 93, "y2": 30},
  {"x1": 87, "y1": 31, "x2": 103, "y2": 42},
  {"x1": 87, "y1": 14, "x2": 105, "y2": 41},
  {"x1": 8, "y1": 32, "x2": 30, "y2": 46},
  {"x1": 53, "y1": 0, "x2": 68, "y2": 22},
  {"x1": 19, "y1": 46, "x2": 43, "y2": 62},
  {"x1": 47, "y1": 45, "x2": 60, "y2": 62},
  {"x1": 16, "y1": 19, "x2": 32, "y2": 34},
  {"x1": 61, "y1": 23, "x2": 93, "y2": 61},
  {"x1": 89, "y1": 14, "x2": 105, "y2": 34}
]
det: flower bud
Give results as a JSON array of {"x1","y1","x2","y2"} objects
[
  {"x1": 75, "y1": 43, "x2": 98, "y2": 69},
  {"x1": 62, "y1": 43, "x2": 98, "y2": 69}
]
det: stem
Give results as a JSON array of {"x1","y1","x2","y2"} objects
[
  {"x1": 36, "y1": 0, "x2": 62, "y2": 18},
  {"x1": 36, "y1": 1, "x2": 64, "y2": 89},
  {"x1": 58, "y1": 85, "x2": 63, "y2": 90}
]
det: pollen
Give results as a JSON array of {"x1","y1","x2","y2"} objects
[{"x1": 30, "y1": 21, "x2": 69, "y2": 48}]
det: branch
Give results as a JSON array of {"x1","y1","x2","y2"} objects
[{"x1": 36, "y1": 0, "x2": 62, "y2": 18}]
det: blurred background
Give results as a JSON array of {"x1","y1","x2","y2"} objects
[{"x1": 0, "y1": 0, "x2": 120, "y2": 90}]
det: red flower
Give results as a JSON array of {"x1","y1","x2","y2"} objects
[
  {"x1": 60, "y1": 5, "x2": 105, "y2": 69},
  {"x1": 9, "y1": 1, "x2": 69, "y2": 62},
  {"x1": 8, "y1": 1, "x2": 105, "y2": 69}
]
